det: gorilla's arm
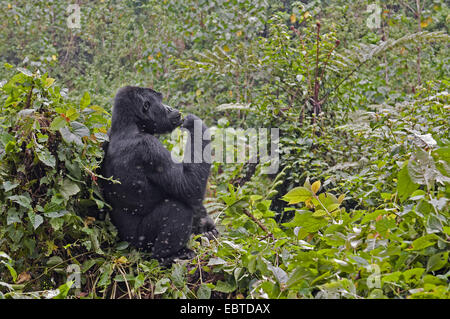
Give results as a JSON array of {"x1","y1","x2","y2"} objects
[
  {"x1": 141, "y1": 114, "x2": 218, "y2": 239},
  {"x1": 142, "y1": 114, "x2": 211, "y2": 208}
]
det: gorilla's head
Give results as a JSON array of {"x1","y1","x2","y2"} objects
[{"x1": 111, "y1": 86, "x2": 182, "y2": 135}]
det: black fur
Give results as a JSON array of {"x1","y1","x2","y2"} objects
[{"x1": 100, "y1": 86, "x2": 218, "y2": 265}]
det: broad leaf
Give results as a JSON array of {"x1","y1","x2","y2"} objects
[
  {"x1": 397, "y1": 161, "x2": 419, "y2": 202},
  {"x1": 282, "y1": 187, "x2": 313, "y2": 204}
]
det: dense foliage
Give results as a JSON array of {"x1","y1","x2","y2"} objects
[{"x1": 0, "y1": 0, "x2": 449, "y2": 299}]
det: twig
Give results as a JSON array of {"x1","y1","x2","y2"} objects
[
  {"x1": 25, "y1": 84, "x2": 34, "y2": 109},
  {"x1": 399, "y1": 0, "x2": 416, "y2": 15},
  {"x1": 243, "y1": 209, "x2": 274, "y2": 240},
  {"x1": 416, "y1": 0, "x2": 423, "y2": 86},
  {"x1": 313, "y1": 22, "x2": 321, "y2": 118},
  {"x1": 197, "y1": 256, "x2": 203, "y2": 284},
  {"x1": 28, "y1": 251, "x2": 92, "y2": 285},
  {"x1": 117, "y1": 265, "x2": 133, "y2": 299},
  {"x1": 319, "y1": 57, "x2": 369, "y2": 106}
]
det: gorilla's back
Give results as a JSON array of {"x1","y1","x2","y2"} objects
[{"x1": 101, "y1": 135, "x2": 166, "y2": 213}]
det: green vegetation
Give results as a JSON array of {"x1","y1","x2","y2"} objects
[{"x1": 0, "y1": 0, "x2": 449, "y2": 299}]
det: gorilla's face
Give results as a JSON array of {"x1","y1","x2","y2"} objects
[
  {"x1": 112, "y1": 86, "x2": 182, "y2": 135},
  {"x1": 136, "y1": 88, "x2": 182, "y2": 134}
]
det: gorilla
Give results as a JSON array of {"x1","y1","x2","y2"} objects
[{"x1": 100, "y1": 86, "x2": 218, "y2": 265}]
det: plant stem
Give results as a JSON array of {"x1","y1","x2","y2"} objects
[
  {"x1": 243, "y1": 209, "x2": 274, "y2": 239},
  {"x1": 416, "y1": 0, "x2": 422, "y2": 86}
]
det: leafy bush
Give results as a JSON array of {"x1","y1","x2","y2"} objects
[
  {"x1": 0, "y1": 67, "x2": 227, "y2": 299},
  {"x1": 0, "y1": 0, "x2": 448, "y2": 300},
  {"x1": 0, "y1": 66, "x2": 115, "y2": 296},
  {"x1": 208, "y1": 166, "x2": 449, "y2": 298}
]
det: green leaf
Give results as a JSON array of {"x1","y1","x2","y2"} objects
[
  {"x1": 375, "y1": 217, "x2": 396, "y2": 237},
  {"x1": 409, "y1": 189, "x2": 426, "y2": 200},
  {"x1": 97, "y1": 264, "x2": 113, "y2": 287},
  {"x1": 44, "y1": 77, "x2": 55, "y2": 88},
  {"x1": 60, "y1": 179, "x2": 80, "y2": 200},
  {"x1": 403, "y1": 268, "x2": 425, "y2": 284},
  {"x1": 312, "y1": 209, "x2": 327, "y2": 217},
  {"x1": 1, "y1": 261, "x2": 17, "y2": 282},
  {"x1": 81, "y1": 259, "x2": 98, "y2": 273},
  {"x1": 66, "y1": 108, "x2": 79, "y2": 121},
  {"x1": 80, "y1": 92, "x2": 91, "y2": 109},
  {"x1": 368, "y1": 289, "x2": 387, "y2": 299},
  {"x1": 171, "y1": 264, "x2": 185, "y2": 288},
  {"x1": 408, "y1": 234, "x2": 439, "y2": 251},
  {"x1": 197, "y1": 284, "x2": 212, "y2": 299},
  {"x1": 53, "y1": 281, "x2": 73, "y2": 299},
  {"x1": 310, "y1": 271, "x2": 332, "y2": 286},
  {"x1": 216, "y1": 103, "x2": 251, "y2": 111},
  {"x1": 207, "y1": 257, "x2": 227, "y2": 266},
  {"x1": 50, "y1": 116, "x2": 67, "y2": 131},
  {"x1": 59, "y1": 127, "x2": 82, "y2": 146},
  {"x1": 36, "y1": 149, "x2": 56, "y2": 168},
  {"x1": 427, "y1": 252, "x2": 449, "y2": 272},
  {"x1": 0, "y1": 132, "x2": 14, "y2": 147},
  {"x1": 3, "y1": 181, "x2": 19, "y2": 192},
  {"x1": 361, "y1": 210, "x2": 384, "y2": 224},
  {"x1": 115, "y1": 242, "x2": 129, "y2": 250},
  {"x1": 443, "y1": 226, "x2": 450, "y2": 236},
  {"x1": 286, "y1": 267, "x2": 309, "y2": 288},
  {"x1": 270, "y1": 265, "x2": 288, "y2": 284},
  {"x1": 434, "y1": 146, "x2": 450, "y2": 163},
  {"x1": 397, "y1": 161, "x2": 419, "y2": 202},
  {"x1": 6, "y1": 208, "x2": 21, "y2": 225},
  {"x1": 134, "y1": 273, "x2": 146, "y2": 289},
  {"x1": 5, "y1": 140, "x2": 16, "y2": 153},
  {"x1": 326, "y1": 203, "x2": 340, "y2": 212},
  {"x1": 0, "y1": 252, "x2": 12, "y2": 260},
  {"x1": 8, "y1": 194, "x2": 32, "y2": 209},
  {"x1": 214, "y1": 280, "x2": 237, "y2": 293},
  {"x1": 49, "y1": 218, "x2": 64, "y2": 231},
  {"x1": 28, "y1": 211, "x2": 44, "y2": 230},
  {"x1": 89, "y1": 105, "x2": 108, "y2": 114},
  {"x1": 154, "y1": 278, "x2": 170, "y2": 295},
  {"x1": 407, "y1": 149, "x2": 436, "y2": 187},
  {"x1": 44, "y1": 210, "x2": 68, "y2": 218},
  {"x1": 47, "y1": 256, "x2": 64, "y2": 267},
  {"x1": 282, "y1": 187, "x2": 312, "y2": 204},
  {"x1": 382, "y1": 271, "x2": 402, "y2": 285},
  {"x1": 283, "y1": 211, "x2": 328, "y2": 233},
  {"x1": 71, "y1": 121, "x2": 90, "y2": 138},
  {"x1": 16, "y1": 67, "x2": 33, "y2": 77}
]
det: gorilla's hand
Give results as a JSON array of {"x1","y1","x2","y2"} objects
[
  {"x1": 182, "y1": 114, "x2": 202, "y2": 130},
  {"x1": 194, "y1": 215, "x2": 219, "y2": 240}
]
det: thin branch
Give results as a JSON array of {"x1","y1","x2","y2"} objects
[
  {"x1": 320, "y1": 57, "x2": 369, "y2": 105},
  {"x1": 243, "y1": 209, "x2": 274, "y2": 240},
  {"x1": 25, "y1": 84, "x2": 34, "y2": 109},
  {"x1": 416, "y1": 0, "x2": 422, "y2": 86},
  {"x1": 399, "y1": 0, "x2": 416, "y2": 15}
]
